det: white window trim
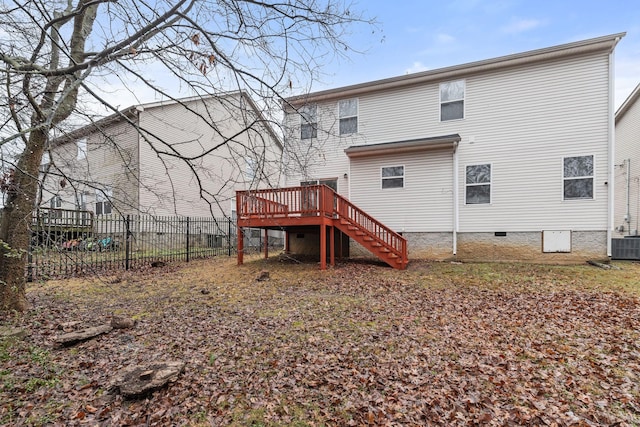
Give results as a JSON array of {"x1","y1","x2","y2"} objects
[
  {"x1": 338, "y1": 98, "x2": 358, "y2": 136},
  {"x1": 439, "y1": 79, "x2": 466, "y2": 122},
  {"x1": 464, "y1": 162, "x2": 492, "y2": 205},
  {"x1": 380, "y1": 165, "x2": 405, "y2": 190},
  {"x1": 562, "y1": 154, "x2": 595, "y2": 201}
]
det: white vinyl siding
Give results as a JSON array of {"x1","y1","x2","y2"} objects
[
  {"x1": 614, "y1": 88, "x2": 640, "y2": 235},
  {"x1": 286, "y1": 50, "x2": 610, "y2": 233},
  {"x1": 350, "y1": 151, "x2": 454, "y2": 232},
  {"x1": 138, "y1": 95, "x2": 282, "y2": 217}
]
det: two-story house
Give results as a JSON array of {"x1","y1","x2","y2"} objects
[
  {"x1": 276, "y1": 33, "x2": 624, "y2": 264},
  {"x1": 42, "y1": 91, "x2": 283, "y2": 219}
]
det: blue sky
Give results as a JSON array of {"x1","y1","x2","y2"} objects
[{"x1": 312, "y1": 0, "x2": 640, "y2": 108}]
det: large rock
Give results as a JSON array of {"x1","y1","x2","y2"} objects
[
  {"x1": 112, "y1": 361, "x2": 186, "y2": 398},
  {"x1": 55, "y1": 324, "x2": 112, "y2": 346}
]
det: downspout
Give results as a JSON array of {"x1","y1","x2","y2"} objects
[
  {"x1": 136, "y1": 106, "x2": 144, "y2": 215},
  {"x1": 626, "y1": 159, "x2": 631, "y2": 235},
  {"x1": 453, "y1": 141, "x2": 459, "y2": 255},
  {"x1": 607, "y1": 43, "x2": 618, "y2": 257}
]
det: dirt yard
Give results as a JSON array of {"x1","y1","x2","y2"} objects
[{"x1": 1, "y1": 255, "x2": 639, "y2": 426}]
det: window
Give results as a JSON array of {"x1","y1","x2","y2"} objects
[
  {"x1": 301, "y1": 178, "x2": 338, "y2": 192},
  {"x1": 466, "y1": 164, "x2": 491, "y2": 204},
  {"x1": 300, "y1": 105, "x2": 317, "y2": 140},
  {"x1": 440, "y1": 80, "x2": 465, "y2": 121},
  {"x1": 77, "y1": 138, "x2": 87, "y2": 160},
  {"x1": 245, "y1": 157, "x2": 256, "y2": 180},
  {"x1": 563, "y1": 155, "x2": 593, "y2": 200},
  {"x1": 95, "y1": 188, "x2": 113, "y2": 215},
  {"x1": 339, "y1": 99, "x2": 358, "y2": 135},
  {"x1": 381, "y1": 166, "x2": 404, "y2": 189},
  {"x1": 50, "y1": 194, "x2": 62, "y2": 209},
  {"x1": 77, "y1": 192, "x2": 87, "y2": 210}
]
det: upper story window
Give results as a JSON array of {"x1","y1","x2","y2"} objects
[
  {"x1": 563, "y1": 155, "x2": 593, "y2": 200},
  {"x1": 339, "y1": 99, "x2": 358, "y2": 135},
  {"x1": 381, "y1": 166, "x2": 404, "y2": 189},
  {"x1": 440, "y1": 80, "x2": 465, "y2": 121},
  {"x1": 466, "y1": 164, "x2": 491, "y2": 204},
  {"x1": 300, "y1": 105, "x2": 317, "y2": 140},
  {"x1": 95, "y1": 187, "x2": 113, "y2": 215},
  {"x1": 245, "y1": 156, "x2": 256, "y2": 180},
  {"x1": 77, "y1": 138, "x2": 87, "y2": 160}
]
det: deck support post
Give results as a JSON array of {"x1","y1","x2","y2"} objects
[
  {"x1": 320, "y1": 222, "x2": 327, "y2": 270},
  {"x1": 329, "y1": 225, "x2": 335, "y2": 266},
  {"x1": 237, "y1": 226, "x2": 244, "y2": 265},
  {"x1": 264, "y1": 229, "x2": 269, "y2": 259},
  {"x1": 284, "y1": 230, "x2": 290, "y2": 253}
]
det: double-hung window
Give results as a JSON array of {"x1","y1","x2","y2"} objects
[
  {"x1": 77, "y1": 138, "x2": 87, "y2": 160},
  {"x1": 440, "y1": 80, "x2": 465, "y2": 121},
  {"x1": 50, "y1": 194, "x2": 62, "y2": 209},
  {"x1": 245, "y1": 156, "x2": 256, "y2": 180},
  {"x1": 466, "y1": 164, "x2": 491, "y2": 204},
  {"x1": 95, "y1": 188, "x2": 113, "y2": 215},
  {"x1": 563, "y1": 155, "x2": 593, "y2": 200},
  {"x1": 381, "y1": 166, "x2": 404, "y2": 189},
  {"x1": 300, "y1": 105, "x2": 317, "y2": 140},
  {"x1": 339, "y1": 99, "x2": 358, "y2": 135}
]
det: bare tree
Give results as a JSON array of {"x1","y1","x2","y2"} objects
[{"x1": 0, "y1": 0, "x2": 374, "y2": 311}]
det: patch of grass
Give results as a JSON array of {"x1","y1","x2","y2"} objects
[{"x1": 24, "y1": 377, "x2": 60, "y2": 392}]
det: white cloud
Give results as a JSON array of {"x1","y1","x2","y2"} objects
[
  {"x1": 501, "y1": 18, "x2": 543, "y2": 34},
  {"x1": 436, "y1": 33, "x2": 456, "y2": 44},
  {"x1": 405, "y1": 61, "x2": 430, "y2": 74}
]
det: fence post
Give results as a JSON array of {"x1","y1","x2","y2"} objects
[
  {"x1": 125, "y1": 214, "x2": 131, "y2": 271},
  {"x1": 186, "y1": 217, "x2": 190, "y2": 263},
  {"x1": 228, "y1": 217, "x2": 232, "y2": 257}
]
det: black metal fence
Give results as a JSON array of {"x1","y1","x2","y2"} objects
[{"x1": 28, "y1": 209, "x2": 237, "y2": 280}]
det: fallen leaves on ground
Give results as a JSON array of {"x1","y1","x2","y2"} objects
[{"x1": 1, "y1": 256, "x2": 639, "y2": 426}]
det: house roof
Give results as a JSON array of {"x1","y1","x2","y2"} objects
[
  {"x1": 345, "y1": 134, "x2": 461, "y2": 158},
  {"x1": 615, "y1": 83, "x2": 640, "y2": 124},
  {"x1": 50, "y1": 91, "x2": 283, "y2": 149},
  {"x1": 286, "y1": 33, "x2": 625, "y2": 108}
]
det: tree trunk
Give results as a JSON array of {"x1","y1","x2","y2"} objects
[{"x1": 0, "y1": 129, "x2": 47, "y2": 312}]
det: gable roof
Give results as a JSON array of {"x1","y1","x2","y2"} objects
[
  {"x1": 286, "y1": 33, "x2": 625, "y2": 108},
  {"x1": 50, "y1": 91, "x2": 283, "y2": 149},
  {"x1": 616, "y1": 83, "x2": 640, "y2": 124}
]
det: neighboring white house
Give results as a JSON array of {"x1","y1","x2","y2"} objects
[
  {"x1": 283, "y1": 33, "x2": 625, "y2": 262},
  {"x1": 614, "y1": 83, "x2": 640, "y2": 237},
  {"x1": 42, "y1": 91, "x2": 283, "y2": 219}
]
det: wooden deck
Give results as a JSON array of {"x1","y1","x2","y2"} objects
[{"x1": 236, "y1": 185, "x2": 408, "y2": 269}]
